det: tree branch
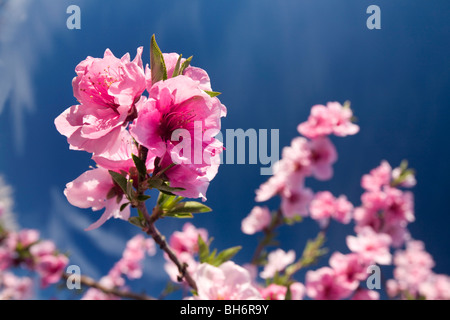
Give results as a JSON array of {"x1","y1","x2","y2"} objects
[
  {"x1": 138, "y1": 201, "x2": 198, "y2": 292},
  {"x1": 62, "y1": 273, "x2": 155, "y2": 300}
]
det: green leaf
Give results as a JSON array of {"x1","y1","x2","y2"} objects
[
  {"x1": 109, "y1": 171, "x2": 128, "y2": 194},
  {"x1": 179, "y1": 56, "x2": 193, "y2": 75},
  {"x1": 150, "y1": 34, "x2": 167, "y2": 84},
  {"x1": 198, "y1": 235, "x2": 210, "y2": 263},
  {"x1": 163, "y1": 211, "x2": 194, "y2": 219},
  {"x1": 300, "y1": 233, "x2": 328, "y2": 267},
  {"x1": 132, "y1": 154, "x2": 147, "y2": 180},
  {"x1": 147, "y1": 178, "x2": 185, "y2": 194},
  {"x1": 128, "y1": 216, "x2": 145, "y2": 228},
  {"x1": 136, "y1": 194, "x2": 151, "y2": 202},
  {"x1": 169, "y1": 201, "x2": 212, "y2": 215},
  {"x1": 204, "y1": 90, "x2": 222, "y2": 98},
  {"x1": 171, "y1": 54, "x2": 183, "y2": 77},
  {"x1": 212, "y1": 246, "x2": 242, "y2": 266},
  {"x1": 126, "y1": 179, "x2": 135, "y2": 200},
  {"x1": 120, "y1": 202, "x2": 130, "y2": 212}
]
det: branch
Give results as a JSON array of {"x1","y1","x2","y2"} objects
[
  {"x1": 138, "y1": 201, "x2": 198, "y2": 292},
  {"x1": 62, "y1": 273, "x2": 155, "y2": 300},
  {"x1": 251, "y1": 209, "x2": 284, "y2": 265}
]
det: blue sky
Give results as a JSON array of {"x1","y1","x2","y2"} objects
[{"x1": 0, "y1": 0, "x2": 449, "y2": 299}]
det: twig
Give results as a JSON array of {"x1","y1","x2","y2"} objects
[
  {"x1": 62, "y1": 273, "x2": 154, "y2": 300},
  {"x1": 251, "y1": 209, "x2": 284, "y2": 265},
  {"x1": 138, "y1": 202, "x2": 198, "y2": 292}
]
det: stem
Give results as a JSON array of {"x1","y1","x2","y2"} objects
[
  {"x1": 285, "y1": 229, "x2": 327, "y2": 279},
  {"x1": 62, "y1": 273, "x2": 154, "y2": 300},
  {"x1": 251, "y1": 209, "x2": 284, "y2": 265},
  {"x1": 138, "y1": 201, "x2": 198, "y2": 292}
]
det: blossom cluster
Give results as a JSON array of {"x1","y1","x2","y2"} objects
[
  {"x1": 254, "y1": 101, "x2": 357, "y2": 220},
  {"x1": 82, "y1": 234, "x2": 156, "y2": 300},
  {"x1": 55, "y1": 37, "x2": 226, "y2": 230},
  {"x1": 0, "y1": 227, "x2": 68, "y2": 299}
]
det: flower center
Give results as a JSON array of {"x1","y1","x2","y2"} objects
[{"x1": 159, "y1": 108, "x2": 197, "y2": 142}]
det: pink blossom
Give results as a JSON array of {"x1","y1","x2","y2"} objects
[
  {"x1": 361, "y1": 161, "x2": 392, "y2": 192},
  {"x1": 16, "y1": 230, "x2": 40, "y2": 248},
  {"x1": 55, "y1": 48, "x2": 146, "y2": 154},
  {"x1": 351, "y1": 289, "x2": 380, "y2": 300},
  {"x1": 326, "y1": 102, "x2": 360, "y2": 137},
  {"x1": 29, "y1": 240, "x2": 56, "y2": 258},
  {"x1": 383, "y1": 187, "x2": 415, "y2": 225},
  {"x1": 290, "y1": 282, "x2": 306, "y2": 300},
  {"x1": 241, "y1": 206, "x2": 271, "y2": 235},
  {"x1": 64, "y1": 167, "x2": 130, "y2": 231},
  {"x1": 130, "y1": 75, "x2": 225, "y2": 200},
  {"x1": 329, "y1": 252, "x2": 368, "y2": 290},
  {"x1": 280, "y1": 186, "x2": 314, "y2": 218},
  {"x1": 281, "y1": 137, "x2": 313, "y2": 178},
  {"x1": 260, "y1": 284, "x2": 287, "y2": 300},
  {"x1": 305, "y1": 267, "x2": 354, "y2": 300},
  {"x1": 91, "y1": 127, "x2": 141, "y2": 172},
  {"x1": 419, "y1": 274, "x2": 450, "y2": 300},
  {"x1": 260, "y1": 249, "x2": 296, "y2": 279},
  {"x1": 169, "y1": 222, "x2": 208, "y2": 256},
  {"x1": 255, "y1": 172, "x2": 287, "y2": 202},
  {"x1": 309, "y1": 191, "x2": 335, "y2": 221},
  {"x1": 192, "y1": 261, "x2": 262, "y2": 300},
  {"x1": 113, "y1": 235, "x2": 156, "y2": 280},
  {"x1": 297, "y1": 102, "x2": 359, "y2": 139},
  {"x1": 35, "y1": 254, "x2": 69, "y2": 288},
  {"x1": 333, "y1": 195, "x2": 354, "y2": 224},
  {"x1": 390, "y1": 240, "x2": 435, "y2": 297},
  {"x1": 392, "y1": 167, "x2": 417, "y2": 188},
  {"x1": 0, "y1": 248, "x2": 13, "y2": 271},
  {"x1": 346, "y1": 227, "x2": 392, "y2": 265},
  {"x1": 308, "y1": 137, "x2": 337, "y2": 181},
  {"x1": 146, "y1": 53, "x2": 212, "y2": 91},
  {"x1": 82, "y1": 288, "x2": 119, "y2": 300},
  {"x1": 73, "y1": 48, "x2": 145, "y2": 108},
  {"x1": 309, "y1": 191, "x2": 354, "y2": 224},
  {"x1": 0, "y1": 272, "x2": 33, "y2": 300},
  {"x1": 297, "y1": 104, "x2": 334, "y2": 139},
  {"x1": 164, "y1": 251, "x2": 199, "y2": 285}
]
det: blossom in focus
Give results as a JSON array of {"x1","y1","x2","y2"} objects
[
  {"x1": 63, "y1": 167, "x2": 130, "y2": 231},
  {"x1": 146, "y1": 53, "x2": 211, "y2": 91},
  {"x1": 241, "y1": 206, "x2": 272, "y2": 235},
  {"x1": 260, "y1": 249, "x2": 296, "y2": 279},
  {"x1": 191, "y1": 261, "x2": 262, "y2": 300},
  {"x1": 55, "y1": 48, "x2": 146, "y2": 154},
  {"x1": 130, "y1": 75, "x2": 225, "y2": 200}
]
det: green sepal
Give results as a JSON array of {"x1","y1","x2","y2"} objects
[{"x1": 150, "y1": 34, "x2": 168, "y2": 84}]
